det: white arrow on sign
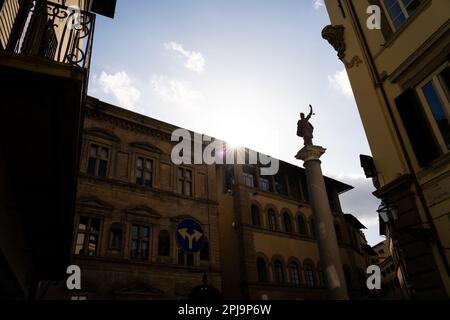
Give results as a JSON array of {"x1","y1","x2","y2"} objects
[{"x1": 178, "y1": 228, "x2": 203, "y2": 250}]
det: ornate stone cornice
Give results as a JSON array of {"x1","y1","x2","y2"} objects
[
  {"x1": 84, "y1": 127, "x2": 121, "y2": 142},
  {"x1": 130, "y1": 141, "x2": 163, "y2": 154},
  {"x1": 85, "y1": 107, "x2": 172, "y2": 141},
  {"x1": 124, "y1": 205, "x2": 162, "y2": 219},
  {"x1": 77, "y1": 196, "x2": 114, "y2": 211}
]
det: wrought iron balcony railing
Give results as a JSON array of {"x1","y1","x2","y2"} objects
[{"x1": 0, "y1": 0, "x2": 96, "y2": 69}]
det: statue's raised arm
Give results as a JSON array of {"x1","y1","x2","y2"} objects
[{"x1": 307, "y1": 105, "x2": 314, "y2": 120}]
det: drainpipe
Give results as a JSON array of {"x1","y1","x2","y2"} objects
[{"x1": 345, "y1": 0, "x2": 450, "y2": 278}]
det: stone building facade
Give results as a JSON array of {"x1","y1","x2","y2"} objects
[{"x1": 44, "y1": 97, "x2": 371, "y2": 300}]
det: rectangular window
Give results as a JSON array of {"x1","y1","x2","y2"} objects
[
  {"x1": 136, "y1": 157, "x2": 153, "y2": 188},
  {"x1": 242, "y1": 165, "x2": 256, "y2": 188},
  {"x1": 243, "y1": 173, "x2": 255, "y2": 188},
  {"x1": 75, "y1": 217, "x2": 100, "y2": 256},
  {"x1": 416, "y1": 66, "x2": 450, "y2": 152},
  {"x1": 395, "y1": 88, "x2": 441, "y2": 168},
  {"x1": 130, "y1": 224, "x2": 150, "y2": 261},
  {"x1": 421, "y1": 81, "x2": 450, "y2": 148},
  {"x1": 87, "y1": 144, "x2": 109, "y2": 177},
  {"x1": 382, "y1": 0, "x2": 421, "y2": 30},
  {"x1": 178, "y1": 168, "x2": 193, "y2": 196},
  {"x1": 259, "y1": 177, "x2": 272, "y2": 192}
]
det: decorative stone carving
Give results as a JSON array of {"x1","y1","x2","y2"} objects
[
  {"x1": 322, "y1": 25, "x2": 346, "y2": 60},
  {"x1": 344, "y1": 56, "x2": 363, "y2": 69},
  {"x1": 321, "y1": 24, "x2": 363, "y2": 69}
]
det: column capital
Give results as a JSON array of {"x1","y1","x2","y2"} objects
[{"x1": 295, "y1": 145, "x2": 327, "y2": 163}]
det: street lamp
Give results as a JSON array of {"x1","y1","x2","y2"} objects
[
  {"x1": 377, "y1": 201, "x2": 399, "y2": 223},
  {"x1": 377, "y1": 200, "x2": 413, "y2": 299}
]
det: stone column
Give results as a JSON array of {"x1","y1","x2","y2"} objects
[{"x1": 296, "y1": 145, "x2": 349, "y2": 300}]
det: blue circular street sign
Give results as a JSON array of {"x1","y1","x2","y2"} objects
[{"x1": 176, "y1": 219, "x2": 205, "y2": 253}]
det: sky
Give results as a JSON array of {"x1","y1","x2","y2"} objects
[{"x1": 88, "y1": 0, "x2": 385, "y2": 246}]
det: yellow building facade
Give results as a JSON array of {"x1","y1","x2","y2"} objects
[
  {"x1": 323, "y1": 0, "x2": 450, "y2": 299},
  {"x1": 217, "y1": 161, "x2": 372, "y2": 300}
]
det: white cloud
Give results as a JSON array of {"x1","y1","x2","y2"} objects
[
  {"x1": 336, "y1": 174, "x2": 385, "y2": 245},
  {"x1": 95, "y1": 71, "x2": 141, "y2": 110},
  {"x1": 313, "y1": 0, "x2": 324, "y2": 10},
  {"x1": 164, "y1": 41, "x2": 206, "y2": 73},
  {"x1": 328, "y1": 68, "x2": 353, "y2": 98},
  {"x1": 151, "y1": 75, "x2": 203, "y2": 108}
]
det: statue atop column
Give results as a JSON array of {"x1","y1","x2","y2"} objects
[{"x1": 297, "y1": 105, "x2": 315, "y2": 146}]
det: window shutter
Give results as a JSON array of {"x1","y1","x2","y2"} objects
[
  {"x1": 394, "y1": 88, "x2": 442, "y2": 168},
  {"x1": 368, "y1": 0, "x2": 394, "y2": 41}
]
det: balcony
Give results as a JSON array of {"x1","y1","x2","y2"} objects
[{"x1": 0, "y1": 0, "x2": 96, "y2": 69}]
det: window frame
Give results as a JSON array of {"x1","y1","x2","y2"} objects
[
  {"x1": 267, "y1": 209, "x2": 278, "y2": 231},
  {"x1": 135, "y1": 155, "x2": 154, "y2": 188},
  {"x1": 304, "y1": 263, "x2": 316, "y2": 288},
  {"x1": 416, "y1": 63, "x2": 450, "y2": 153},
  {"x1": 380, "y1": 0, "x2": 422, "y2": 31},
  {"x1": 243, "y1": 172, "x2": 255, "y2": 188},
  {"x1": 74, "y1": 216, "x2": 102, "y2": 257},
  {"x1": 289, "y1": 261, "x2": 301, "y2": 286},
  {"x1": 177, "y1": 167, "x2": 194, "y2": 197},
  {"x1": 297, "y1": 214, "x2": 308, "y2": 236},
  {"x1": 86, "y1": 142, "x2": 111, "y2": 178},
  {"x1": 251, "y1": 205, "x2": 261, "y2": 227},
  {"x1": 283, "y1": 211, "x2": 293, "y2": 233},
  {"x1": 273, "y1": 260, "x2": 285, "y2": 284},
  {"x1": 258, "y1": 177, "x2": 272, "y2": 192},
  {"x1": 130, "y1": 224, "x2": 151, "y2": 261}
]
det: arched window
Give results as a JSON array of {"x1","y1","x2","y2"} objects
[
  {"x1": 310, "y1": 218, "x2": 317, "y2": 239},
  {"x1": 304, "y1": 263, "x2": 316, "y2": 287},
  {"x1": 109, "y1": 223, "x2": 123, "y2": 251},
  {"x1": 283, "y1": 211, "x2": 292, "y2": 233},
  {"x1": 251, "y1": 205, "x2": 261, "y2": 226},
  {"x1": 290, "y1": 261, "x2": 300, "y2": 286},
  {"x1": 200, "y1": 240, "x2": 210, "y2": 261},
  {"x1": 335, "y1": 224, "x2": 343, "y2": 244},
  {"x1": 274, "y1": 260, "x2": 284, "y2": 283},
  {"x1": 268, "y1": 209, "x2": 277, "y2": 231},
  {"x1": 257, "y1": 258, "x2": 268, "y2": 282},
  {"x1": 158, "y1": 230, "x2": 170, "y2": 256},
  {"x1": 297, "y1": 215, "x2": 307, "y2": 235}
]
